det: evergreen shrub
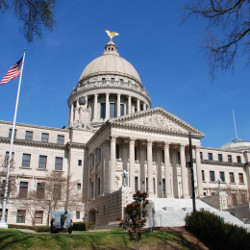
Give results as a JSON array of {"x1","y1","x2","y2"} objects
[
  {"x1": 73, "y1": 221, "x2": 95, "y2": 231},
  {"x1": 185, "y1": 210, "x2": 250, "y2": 250}
]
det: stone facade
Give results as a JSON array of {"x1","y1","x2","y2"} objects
[{"x1": 0, "y1": 38, "x2": 249, "y2": 227}]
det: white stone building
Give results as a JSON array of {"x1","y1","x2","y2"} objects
[{"x1": 0, "y1": 38, "x2": 249, "y2": 227}]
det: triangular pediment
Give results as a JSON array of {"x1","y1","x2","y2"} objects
[{"x1": 110, "y1": 107, "x2": 205, "y2": 137}]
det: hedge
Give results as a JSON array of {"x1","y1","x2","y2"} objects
[{"x1": 185, "y1": 210, "x2": 250, "y2": 250}]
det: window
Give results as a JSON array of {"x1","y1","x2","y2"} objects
[
  {"x1": 19, "y1": 182, "x2": 28, "y2": 198},
  {"x1": 162, "y1": 150, "x2": 165, "y2": 163},
  {"x1": 239, "y1": 173, "x2": 244, "y2": 184},
  {"x1": 0, "y1": 209, "x2": 8, "y2": 222},
  {"x1": 228, "y1": 155, "x2": 232, "y2": 163},
  {"x1": 202, "y1": 170, "x2": 205, "y2": 181},
  {"x1": 209, "y1": 171, "x2": 215, "y2": 182},
  {"x1": 25, "y1": 131, "x2": 33, "y2": 141},
  {"x1": 100, "y1": 103, "x2": 106, "y2": 118},
  {"x1": 96, "y1": 148, "x2": 101, "y2": 163},
  {"x1": 111, "y1": 77, "x2": 115, "y2": 83},
  {"x1": 135, "y1": 177, "x2": 138, "y2": 192},
  {"x1": 135, "y1": 146, "x2": 138, "y2": 161},
  {"x1": 55, "y1": 157, "x2": 63, "y2": 170},
  {"x1": 35, "y1": 211, "x2": 43, "y2": 224},
  {"x1": 37, "y1": 183, "x2": 45, "y2": 199},
  {"x1": 200, "y1": 152, "x2": 203, "y2": 160},
  {"x1": 229, "y1": 172, "x2": 235, "y2": 183},
  {"x1": 53, "y1": 184, "x2": 61, "y2": 200},
  {"x1": 5, "y1": 151, "x2": 14, "y2": 165},
  {"x1": 153, "y1": 178, "x2": 156, "y2": 194},
  {"x1": 110, "y1": 103, "x2": 116, "y2": 118},
  {"x1": 38, "y1": 155, "x2": 47, "y2": 169},
  {"x1": 162, "y1": 178, "x2": 166, "y2": 196},
  {"x1": 218, "y1": 154, "x2": 223, "y2": 162},
  {"x1": 146, "y1": 178, "x2": 148, "y2": 192},
  {"x1": 76, "y1": 211, "x2": 80, "y2": 219},
  {"x1": 220, "y1": 171, "x2": 225, "y2": 182},
  {"x1": 102, "y1": 78, "x2": 106, "y2": 83},
  {"x1": 90, "y1": 154, "x2": 94, "y2": 167},
  {"x1": 9, "y1": 128, "x2": 16, "y2": 139},
  {"x1": 237, "y1": 156, "x2": 241, "y2": 163},
  {"x1": 116, "y1": 144, "x2": 120, "y2": 159},
  {"x1": 97, "y1": 178, "x2": 101, "y2": 195},
  {"x1": 22, "y1": 154, "x2": 31, "y2": 168},
  {"x1": 78, "y1": 159, "x2": 82, "y2": 166},
  {"x1": 208, "y1": 153, "x2": 213, "y2": 161},
  {"x1": 16, "y1": 210, "x2": 26, "y2": 223},
  {"x1": 57, "y1": 135, "x2": 64, "y2": 145},
  {"x1": 120, "y1": 104, "x2": 124, "y2": 116},
  {"x1": 41, "y1": 133, "x2": 49, "y2": 143},
  {"x1": 120, "y1": 78, "x2": 123, "y2": 83},
  {"x1": 177, "y1": 152, "x2": 181, "y2": 164},
  {"x1": 77, "y1": 183, "x2": 81, "y2": 190}
]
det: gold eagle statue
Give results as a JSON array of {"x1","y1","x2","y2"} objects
[{"x1": 105, "y1": 30, "x2": 119, "y2": 41}]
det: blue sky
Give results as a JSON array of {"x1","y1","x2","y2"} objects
[{"x1": 0, "y1": 0, "x2": 249, "y2": 148}]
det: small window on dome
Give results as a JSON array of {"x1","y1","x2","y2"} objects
[
  {"x1": 102, "y1": 78, "x2": 106, "y2": 83},
  {"x1": 111, "y1": 78, "x2": 115, "y2": 83}
]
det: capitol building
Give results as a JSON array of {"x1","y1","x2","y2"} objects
[{"x1": 0, "y1": 35, "x2": 249, "y2": 227}]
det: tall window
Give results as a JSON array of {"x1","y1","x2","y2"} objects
[
  {"x1": 37, "y1": 183, "x2": 45, "y2": 199},
  {"x1": 229, "y1": 172, "x2": 235, "y2": 183},
  {"x1": 55, "y1": 157, "x2": 63, "y2": 170},
  {"x1": 209, "y1": 171, "x2": 215, "y2": 182},
  {"x1": 135, "y1": 146, "x2": 138, "y2": 161},
  {"x1": 120, "y1": 104, "x2": 124, "y2": 116},
  {"x1": 100, "y1": 103, "x2": 106, "y2": 118},
  {"x1": 96, "y1": 148, "x2": 101, "y2": 163},
  {"x1": 22, "y1": 154, "x2": 31, "y2": 168},
  {"x1": 77, "y1": 183, "x2": 81, "y2": 190},
  {"x1": 9, "y1": 128, "x2": 16, "y2": 139},
  {"x1": 228, "y1": 155, "x2": 232, "y2": 163},
  {"x1": 57, "y1": 135, "x2": 64, "y2": 145},
  {"x1": 162, "y1": 179, "x2": 166, "y2": 196},
  {"x1": 110, "y1": 103, "x2": 116, "y2": 118},
  {"x1": 35, "y1": 211, "x2": 43, "y2": 224},
  {"x1": 135, "y1": 177, "x2": 138, "y2": 192},
  {"x1": 220, "y1": 171, "x2": 225, "y2": 182},
  {"x1": 202, "y1": 170, "x2": 205, "y2": 181},
  {"x1": 237, "y1": 156, "x2": 241, "y2": 163},
  {"x1": 239, "y1": 173, "x2": 244, "y2": 184},
  {"x1": 177, "y1": 152, "x2": 181, "y2": 164},
  {"x1": 78, "y1": 159, "x2": 82, "y2": 166},
  {"x1": 218, "y1": 154, "x2": 223, "y2": 162},
  {"x1": 53, "y1": 184, "x2": 61, "y2": 200},
  {"x1": 208, "y1": 153, "x2": 213, "y2": 161},
  {"x1": 41, "y1": 133, "x2": 49, "y2": 143},
  {"x1": 39, "y1": 155, "x2": 47, "y2": 169},
  {"x1": 76, "y1": 211, "x2": 80, "y2": 219},
  {"x1": 16, "y1": 210, "x2": 26, "y2": 223},
  {"x1": 25, "y1": 131, "x2": 33, "y2": 141},
  {"x1": 200, "y1": 152, "x2": 203, "y2": 160},
  {"x1": 5, "y1": 151, "x2": 14, "y2": 166},
  {"x1": 116, "y1": 144, "x2": 120, "y2": 159},
  {"x1": 19, "y1": 182, "x2": 28, "y2": 198}
]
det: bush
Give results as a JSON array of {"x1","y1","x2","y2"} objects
[
  {"x1": 185, "y1": 210, "x2": 250, "y2": 250},
  {"x1": 8, "y1": 224, "x2": 50, "y2": 232},
  {"x1": 73, "y1": 221, "x2": 95, "y2": 231}
]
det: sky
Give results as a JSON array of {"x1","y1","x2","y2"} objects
[{"x1": 0, "y1": 0, "x2": 249, "y2": 148}]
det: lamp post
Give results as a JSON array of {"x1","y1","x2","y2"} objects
[{"x1": 189, "y1": 132, "x2": 196, "y2": 212}]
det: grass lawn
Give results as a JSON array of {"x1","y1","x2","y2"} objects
[{"x1": 0, "y1": 228, "x2": 201, "y2": 249}]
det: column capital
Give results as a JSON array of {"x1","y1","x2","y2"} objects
[
  {"x1": 129, "y1": 137, "x2": 136, "y2": 144},
  {"x1": 110, "y1": 135, "x2": 117, "y2": 142},
  {"x1": 195, "y1": 146, "x2": 201, "y2": 151},
  {"x1": 147, "y1": 140, "x2": 153, "y2": 147},
  {"x1": 180, "y1": 144, "x2": 185, "y2": 151},
  {"x1": 164, "y1": 142, "x2": 170, "y2": 149}
]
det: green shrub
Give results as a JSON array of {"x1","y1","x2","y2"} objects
[
  {"x1": 185, "y1": 210, "x2": 250, "y2": 250},
  {"x1": 73, "y1": 221, "x2": 95, "y2": 231}
]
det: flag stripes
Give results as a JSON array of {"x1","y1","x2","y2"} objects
[{"x1": 0, "y1": 57, "x2": 23, "y2": 85}]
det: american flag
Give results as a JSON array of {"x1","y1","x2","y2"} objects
[{"x1": 0, "y1": 57, "x2": 23, "y2": 85}]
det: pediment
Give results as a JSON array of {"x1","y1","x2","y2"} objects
[{"x1": 111, "y1": 107, "x2": 204, "y2": 137}]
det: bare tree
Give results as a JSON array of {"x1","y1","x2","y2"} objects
[
  {"x1": 0, "y1": 0, "x2": 56, "y2": 42},
  {"x1": 183, "y1": 0, "x2": 249, "y2": 78}
]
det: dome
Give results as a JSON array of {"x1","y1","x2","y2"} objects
[
  {"x1": 220, "y1": 138, "x2": 250, "y2": 152},
  {"x1": 79, "y1": 41, "x2": 141, "y2": 84}
]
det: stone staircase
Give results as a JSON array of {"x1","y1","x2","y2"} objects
[{"x1": 146, "y1": 198, "x2": 250, "y2": 232}]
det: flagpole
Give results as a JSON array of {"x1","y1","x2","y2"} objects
[{"x1": 0, "y1": 49, "x2": 26, "y2": 228}]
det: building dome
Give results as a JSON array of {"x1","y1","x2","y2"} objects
[
  {"x1": 79, "y1": 41, "x2": 142, "y2": 85},
  {"x1": 220, "y1": 138, "x2": 250, "y2": 152}
]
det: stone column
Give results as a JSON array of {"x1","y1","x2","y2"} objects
[
  {"x1": 94, "y1": 94, "x2": 98, "y2": 120},
  {"x1": 164, "y1": 143, "x2": 172, "y2": 197},
  {"x1": 180, "y1": 145, "x2": 189, "y2": 198},
  {"x1": 129, "y1": 138, "x2": 135, "y2": 192},
  {"x1": 128, "y1": 96, "x2": 131, "y2": 115},
  {"x1": 156, "y1": 147, "x2": 162, "y2": 197},
  {"x1": 139, "y1": 144, "x2": 146, "y2": 192},
  {"x1": 137, "y1": 99, "x2": 140, "y2": 112},
  {"x1": 109, "y1": 136, "x2": 117, "y2": 192},
  {"x1": 70, "y1": 103, "x2": 74, "y2": 124},
  {"x1": 195, "y1": 147, "x2": 203, "y2": 197},
  {"x1": 117, "y1": 94, "x2": 121, "y2": 117},
  {"x1": 105, "y1": 93, "x2": 110, "y2": 119},
  {"x1": 143, "y1": 103, "x2": 146, "y2": 111},
  {"x1": 147, "y1": 140, "x2": 154, "y2": 196}
]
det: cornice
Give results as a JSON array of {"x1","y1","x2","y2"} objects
[
  {"x1": 201, "y1": 159, "x2": 244, "y2": 167},
  {"x1": 0, "y1": 137, "x2": 66, "y2": 150},
  {"x1": 66, "y1": 142, "x2": 86, "y2": 149}
]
